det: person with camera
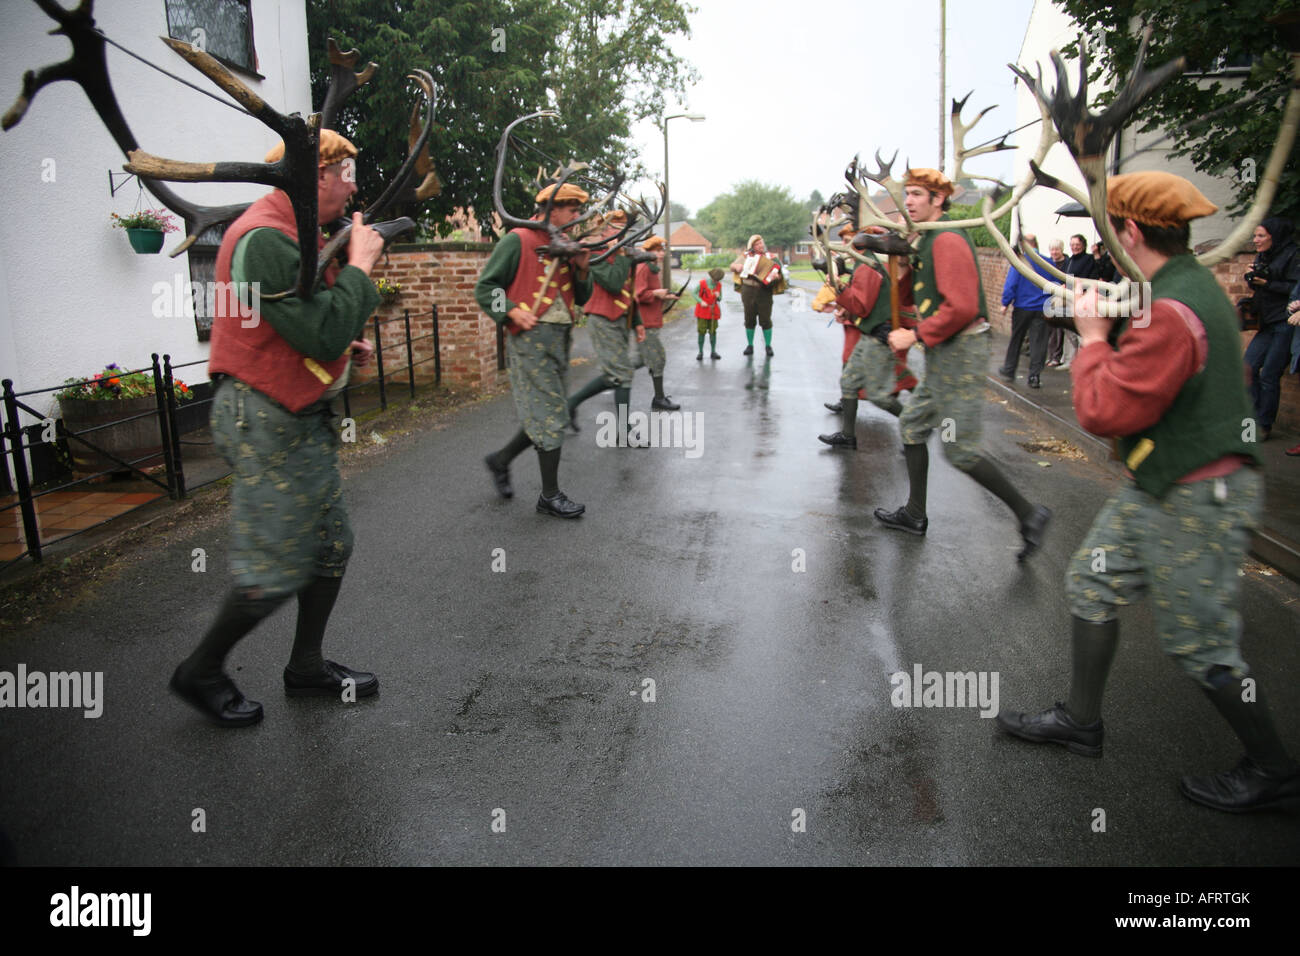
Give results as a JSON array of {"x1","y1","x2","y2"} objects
[{"x1": 1242, "y1": 217, "x2": 1300, "y2": 441}]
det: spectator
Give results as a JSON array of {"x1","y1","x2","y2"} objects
[
  {"x1": 998, "y1": 233, "x2": 1055, "y2": 388},
  {"x1": 1287, "y1": 278, "x2": 1300, "y2": 456},
  {"x1": 1092, "y1": 241, "x2": 1118, "y2": 283},
  {"x1": 1242, "y1": 217, "x2": 1300, "y2": 441},
  {"x1": 1055, "y1": 234, "x2": 1096, "y2": 368},
  {"x1": 1045, "y1": 240, "x2": 1068, "y2": 366}
]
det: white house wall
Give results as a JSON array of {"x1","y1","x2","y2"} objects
[
  {"x1": 1013, "y1": 0, "x2": 1245, "y2": 256},
  {"x1": 0, "y1": 0, "x2": 310, "y2": 415}
]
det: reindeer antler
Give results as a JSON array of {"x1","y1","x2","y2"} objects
[{"x1": 950, "y1": 91, "x2": 1015, "y2": 189}]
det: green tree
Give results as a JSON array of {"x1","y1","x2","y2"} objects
[
  {"x1": 1055, "y1": 0, "x2": 1299, "y2": 224},
  {"x1": 306, "y1": 0, "x2": 697, "y2": 236},
  {"x1": 807, "y1": 188, "x2": 824, "y2": 212},
  {"x1": 669, "y1": 201, "x2": 691, "y2": 223},
  {"x1": 699, "y1": 181, "x2": 808, "y2": 250}
]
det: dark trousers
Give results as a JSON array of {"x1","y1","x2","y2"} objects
[
  {"x1": 1245, "y1": 321, "x2": 1293, "y2": 430},
  {"x1": 740, "y1": 284, "x2": 773, "y2": 329},
  {"x1": 1000, "y1": 307, "x2": 1048, "y2": 378}
]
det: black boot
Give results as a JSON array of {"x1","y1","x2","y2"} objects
[
  {"x1": 995, "y1": 616, "x2": 1116, "y2": 757},
  {"x1": 535, "y1": 447, "x2": 585, "y2": 517},
  {"x1": 1180, "y1": 675, "x2": 1300, "y2": 812},
  {"x1": 651, "y1": 375, "x2": 680, "y2": 410}
]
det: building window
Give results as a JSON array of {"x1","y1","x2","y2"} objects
[
  {"x1": 164, "y1": 0, "x2": 258, "y2": 76},
  {"x1": 187, "y1": 224, "x2": 226, "y2": 342}
]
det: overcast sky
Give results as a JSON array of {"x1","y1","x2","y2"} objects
[{"x1": 631, "y1": 0, "x2": 1039, "y2": 216}]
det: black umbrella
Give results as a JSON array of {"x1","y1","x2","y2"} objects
[{"x1": 1054, "y1": 201, "x2": 1089, "y2": 218}]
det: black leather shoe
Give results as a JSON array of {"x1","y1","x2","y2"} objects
[
  {"x1": 710, "y1": 352, "x2": 721, "y2": 360},
  {"x1": 1018, "y1": 505, "x2": 1052, "y2": 561},
  {"x1": 996, "y1": 702, "x2": 1102, "y2": 757},
  {"x1": 1180, "y1": 757, "x2": 1300, "y2": 813},
  {"x1": 652, "y1": 396, "x2": 681, "y2": 411},
  {"x1": 537, "y1": 491, "x2": 585, "y2": 517},
  {"x1": 485, "y1": 453, "x2": 512, "y2": 499},
  {"x1": 818, "y1": 431, "x2": 857, "y2": 449},
  {"x1": 743, "y1": 345, "x2": 754, "y2": 356},
  {"x1": 284, "y1": 660, "x2": 378, "y2": 698},
  {"x1": 568, "y1": 407, "x2": 580, "y2": 432},
  {"x1": 696, "y1": 353, "x2": 703, "y2": 361},
  {"x1": 765, "y1": 346, "x2": 775, "y2": 357},
  {"x1": 873, "y1": 506, "x2": 927, "y2": 536},
  {"x1": 171, "y1": 666, "x2": 263, "y2": 727},
  {"x1": 1028, "y1": 374, "x2": 1041, "y2": 388},
  {"x1": 998, "y1": 368, "x2": 1015, "y2": 383},
  {"x1": 824, "y1": 401, "x2": 843, "y2": 414}
]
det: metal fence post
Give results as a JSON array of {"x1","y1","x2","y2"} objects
[
  {"x1": 152, "y1": 354, "x2": 179, "y2": 499},
  {"x1": 404, "y1": 309, "x2": 415, "y2": 399},
  {"x1": 373, "y1": 315, "x2": 387, "y2": 410},
  {"x1": 2, "y1": 379, "x2": 42, "y2": 561},
  {"x1": 432, "y1": 305, "x2": 442, "y2": 386},
  {"x1": 162, "y1": 355, "x2": 187, "y2": 499}
]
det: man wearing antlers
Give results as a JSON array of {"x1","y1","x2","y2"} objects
[
  {"x1": 171, "y1": 129, "x2": 386, "y2": 727},
  {"x1": 873, "y1": 168, "x2": 1051, "y2": 560},
  {"x1": 566, "y1": 209, "x2": 644, "y2": 435},
  {"x1": 997, "y1": 172, "x2": 1299, "y2": 812},
  {"x1": 479, "y1": 182, "x2": 594, "y2": 517},
  {"x1": 818, "y1": 229, "x2": 913, "y2": 450},
  {"x1": 632, "y1": 235, "x2": 682, "y2": 411}
]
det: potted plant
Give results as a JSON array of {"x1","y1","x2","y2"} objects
[
  {"x1": 110, "y1": 208, "x2": 180, "y2": 254},
  {"x1": 56, "y1": 363, "x2": 194, "y2": 477},
  {"x1": 376, "y1": 276, "x2": 403, "y2": 303}
]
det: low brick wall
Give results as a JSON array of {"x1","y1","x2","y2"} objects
[{"x1": 364, "y1": 242, "x2": 500, "y2": 390}]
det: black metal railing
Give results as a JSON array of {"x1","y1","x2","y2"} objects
[
  {"x1": 340, "y1": 306, "x2": 441, "y2": 420},
  {"x1": 2, "y1": 310, "x2": 454, "y2": 570}
]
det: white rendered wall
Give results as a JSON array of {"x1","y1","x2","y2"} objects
[
  {"x1": 1013, "y1": 0, "x2": 1244, "y2": 257},
  {"x1": 0, "y1": 0, "x2": 310, "y2": 416}
]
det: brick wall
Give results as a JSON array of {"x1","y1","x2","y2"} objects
[{"x1": 361, "y1": 242, "x2": 501, "y2": 390}]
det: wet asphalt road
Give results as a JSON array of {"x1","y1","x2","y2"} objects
[{"x1": 1, "y1": 286, "x2": 1298, "y2": 866}]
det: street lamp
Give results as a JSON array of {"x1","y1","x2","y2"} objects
[{"x1": 662, "y1": 111, "x2": 705, "y2": 290}]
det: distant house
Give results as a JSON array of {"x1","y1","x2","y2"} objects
[{"x1": 667, "y1": 221, "x2": 711, "y2": 259}]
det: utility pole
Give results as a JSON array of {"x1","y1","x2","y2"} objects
[{"x1": 938, "y1": 0, "x2": 947, "y2": 172}]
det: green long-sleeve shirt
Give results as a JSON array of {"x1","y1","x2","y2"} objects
[
  {"x1": 474, "y1": 231, "x2": 594, "y2": 324},
  {"x1": 232, "y1": 228, "x2": 380, "y2": 362}
]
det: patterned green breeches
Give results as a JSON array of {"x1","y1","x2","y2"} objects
[
  {"x1": 586, "y1": 314, "x2": 635, "y2": 386},
  {"x1": 632, "y1": 327, "x2": 667, "y2": 376},
  {"x1": 841, "y1": 333, "x2": 905, "y2": 414},
  {"x1": 898, "y1": 328, "x2": 989, "y2": 469},
  {"x1": 210, "y1": 378, "x2": 352, "y2": 599},
  {"x1": 506, "y1": 321, "x2": 572, "y2": 452},
  {"x1": 1067, "y1": 467, "x2": 1261, "y2": 687}
]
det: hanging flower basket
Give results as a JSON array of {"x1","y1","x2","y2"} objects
[
  {"x1": 125, "y1": 228, "x2": 166, "y2": 254},
  {"x1": 111, "y1": 208, "x2": 179, "y2": 255},
  {"x1": 376, "y1": 277, "x2": 402, "y2": 304}
]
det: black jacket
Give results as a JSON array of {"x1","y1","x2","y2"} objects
[
  {"x1": 1064, "y1": 252, "x2": 1097, "y2": 280},
  {"x1": 1247, "y1": 217, "x2": 1300, "y2": 326}
]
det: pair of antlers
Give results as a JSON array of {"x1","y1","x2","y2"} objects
[
  {"x1": 4, "y1": 0, "x2": 439, "y2": 301},
  {"x1": 492, "y1": 111, "x2": 664, "y2": 265}
]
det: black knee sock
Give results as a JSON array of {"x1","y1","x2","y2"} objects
[
  {"x1": 1066, "y1": 616, "x2": 1119, "y2": 724},
  {"x1": 1201, "y1": 670, "x2": 1296, "y2": 775},
  {"x1": 840, "y1": 397, "x2": 858, "y2": 435},
  {"x1": 568, "y1": 374, "x2": 615, "y2": 412},
  {"x1": 183, "y1": 588, "x2": 284, "y2": 677},
  {"x1": 494, "y1": 429, "x2": 532, "y2": 467},
  {"x1": 288, "y1": 575, "x2": 344, "y2": 674},
  {"x1": 652, "y1": 375, "x2": 666, "y2": 400},
  {"x1": 537, "y1": 446, "x2": 561, "y2": 497},
  {"x1": 966, "y1": 455, "x2": 1033, "y2": 522},
  {"x1": 614, "y1": 386, "x2": 631, "y2": 428},
  {"x1": 903, "y1": 443, "x2": 928, "y2": 518}
]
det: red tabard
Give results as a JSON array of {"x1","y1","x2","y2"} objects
[
  {"x1": 207, "y1": 190, "x2": 344, "y2": 412},
  {"x1": 585, "y1": 255, "x2": 634, "y2": 321},
  {"x1": 634, "y1": 262, "x2": 664, "y2": 328},
  {"x1": 694, "y1": 279, "x2": 721, "y2": 320},
  {"x1": 504, "y1": 226, "x2": 579, "y2": 333}
]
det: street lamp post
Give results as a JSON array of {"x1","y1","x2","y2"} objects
[{"x1": 662, "y1": 112, "x2": 705, "y2": 291}]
